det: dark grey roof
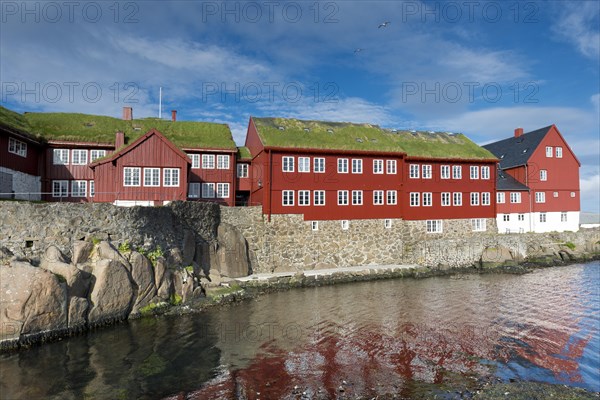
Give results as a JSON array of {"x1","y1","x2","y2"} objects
[
  {"x1": 496, "y1": 170, "x2": 529, "y2": 191},
  {"x1": 483, "y1": 126, "x2": 552, "y2": 169}
]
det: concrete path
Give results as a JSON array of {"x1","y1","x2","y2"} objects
[{"x1": 236, "y1": 264, "x2": 419, "y2": 282}]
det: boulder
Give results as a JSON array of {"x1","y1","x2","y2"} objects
[
  {"x1": 182, "y1": 229, "x2": 196, "y2": 265},
  {"x1": 214, "y1": 223, "x2": 250, "y2": 278},
  {"x1": 68, "y1": 297, "x2": 89, "y2": 330},
  {"x1": 173, "y1": 269, "x2": 194, "y2": 303},
  {"x1": 88, "y1": 260, "x2": 134, "y2": 325},
  {"x1": 1, "y1": 261, "x2": 68, "y2": 341},
  {"x1": 154, "y1": 257, "x2": 172, "y2": 300},
  {"x1": 43, "y1": 245, "x2": 68, "y2": 264},
  {"x1": 129, "y1": 252, "x2": 157, "y2": 313},
  {"x1": 40, "y1": 258, "x2": 91, "y2": 299},
  {"x1": 480, "y1": 245, "x2": 513, "y2": 267},
  {"x1": 72, "y1": 240, "x2": 94, "y2": 265},
  {"x1": 96, "y1": 241, "x2": 131, "y2": 271}
]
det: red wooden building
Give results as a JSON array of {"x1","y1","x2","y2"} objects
[{"x1": 483, "y1": 126, "x2": 580, "y2": 233}]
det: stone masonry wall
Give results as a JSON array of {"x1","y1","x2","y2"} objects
[{"x1": 0, "y1": 167, "x2": 41, "y2": 201}]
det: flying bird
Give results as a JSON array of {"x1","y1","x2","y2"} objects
[{"x1": 378, "y1": 21, "x2": 390, "y2": 28}]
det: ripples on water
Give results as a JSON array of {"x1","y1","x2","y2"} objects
[{"x1": 0, "y1": 262, "x2": 598, "y2": 399}]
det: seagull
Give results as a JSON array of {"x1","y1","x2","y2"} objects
[
  {"x1": 354, "y1": 48, "x2": 364, "y2": 54},
  {"x1": 378, "y1": 21, "x2": 391, "y2": 28}
]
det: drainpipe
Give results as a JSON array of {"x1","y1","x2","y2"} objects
[
  {"x1": 267, "y1": 149, "x2": 273, "y2": 222},
  {"x1": 526, "y1": 164, "x2": 532, "y2": 232}
]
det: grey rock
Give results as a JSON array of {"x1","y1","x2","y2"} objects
[
  {"x1": 68, "y1": 297, "x2": 89, "y2": 329},
  {"x1": 72, "y1": 240, "x2": 94, "y2": 265},
  {"x1": 129, "y1": 252, "x2": 157, "y2": 313},
  {"x1": 214, "y1": 223, "x2": 250, "y2": 278},
  {"x1": 182, "y1": 229, "x2": 196, "y2": 265},
  {"x1": 88, "y1": 259, "x2": 134, "y2": 325},
  {"x1": 96, "y1": 241, "x2": 131, "y2": 272}
]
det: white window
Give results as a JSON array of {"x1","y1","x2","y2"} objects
[
  {"x1": 52, "y1": 180, "x2": 68, "y2": 197},
  {"x1": 53, "y1": 149, "x2": 69, "y2": 165},
  {"x1": 561, "y1": 212, "x2": 567, "y2": 222},
  {"x1": 338, "y1": 158, "x2": 348, "y2": 173},
  {"x1": 384, "y1": 219, "x2": 392, "y2": 229},
  {"x1": 471, "y1": 192, "x2": 480, "y2": 206},
  {"x1": 518, "y1": 214, "x2": 525, "y2": 221},
  {"x1": 311, "y1": 221, "x2": 319, "y2": 231},
  {"x1": 282, "y1": 156, "x2": 294, "y2": 172},
  {"x1": 556, "y1": 147, "x2": 563, "y2": 158},
  {"x1": 546, "y1": 146, "x2": 553, "y2": 157},
  {"x1": 409, "y1": 164, "x2": 419, "y2": 179},
  {"x1": 90, "y1": 149, "x2": 106, "y2": 162},
  {"x1": 298, "y1": 157, "x2": 311, "y2": 173},
  {"x1": 298, "y1": 190, "x2": 310, "y2": 206},
  {"x1": 352, "y1": 190, "x2": 363, "y2": 205},
  {"x1": 8, "y1": 137, "x2": 27, "y2": 157},
  {"x1": 373, "y1": 190, "x2": 384, "y2": 205},
  {"x1": 216, "y1": 183, "x2": 230, "y2": 198},
  {"x1": 472, "y1": 219, "x2": 486, "y2": 232},
  {"x1": 70, "y1": 150, "x2": 87, "y2": 165},
  {"x1": 481, "y1": 166, "x2": 490, "y2": 180},
  {"x1": 314, "y1": 190, "x2": 326, "y2": 206},
  {"x1": 202, "y1": 183, "x2": 215, "y2": 198},
  {"x1": 189, "y1": 154, "x2": 200, "y2": 169},
  {"x1": 386, "y1": 190, "x2": 397, "y2": 205},
  {"x1": 426, "y1": 220, "x2": 443, "y2": 233},
  {"x1": 338, "y1": 190, "x2": 349, "y2": 205},
  {"x1": 441, "y1": 165, "x2": 450, "y2": 179},
  {"x1": 71, "y1": 180, "x2": 87, "y2": 197},
  {"x1": 422, "y1": 192, "x2": 432, "y2": 206},
  {"x1": 422, "y1": 165, "x2": 432, "y2": 179},
  {"x1": 497, "y1": 192, "x2": 505, "y2": 203},
  {"x1": 164, "y1": 168, "x2": 180, "y2": 187},
  {"x1": 373, "y1": 160, "x2": 384, "y2": 174},
  {"x1": 144, "y1": 168, "x2": 160, "y2": 187},
  {"x1": 535, "y1": 192, "x2": 545, "y2": 203},
  {"x1": 453, "y1": 192, "x2": 462, "y2": 206},
  {"x1": 510, "y1": 192, "x2": 521, "y2": 203},
  {"x1": 282, "y1": 190, "x2": 294, "y2": 206},
  {"x1": 341, "y1": 220, "x2": 349, "y2": 230},
  {"x1": 202, "y1": 154, "x2": 215, "y2": 169},
  {"x1": 237, "y1": 164, "x2": 249, "y2": 178},
  {"x1": 410, "y1": 192, "x2": 420, "y2": 207},
  {"x1": 123, "y1": 167, "x2": 141, "y2": 186},
  {"x1": 452, "y1": 165, "x2": 462, "y2": 179},
  {"x1": 188, "y1": 182, "x2": 200, "y2": 198},
  {"x1": 540, "y1": 170, "x2": 547, "y2": 181},
  {"x1": 217, "y1": 155, "x2": 230, "y2": 169},
  {"x1": 90, "y1": 181, "x2": 95, "y2": 197},
  {"x1": 352, "y1": 159, "x2": 363, "y2": 174},
  {"x1": 571, "y1": 192, "x2": 576, "y2": 198},
  {"x1": 470, "y1": 166, "x2": 479, "y2": 179},
  {"x1": 553, "y1": 192, "x2": 558, "y2": 197},
  {"x1": 314, "y1": 158, "x2": 325, "y2": 173},
  {"x1": 540, "y1": 212, "x2": 547, "y2": 222},
  {"x1": 441, "y1": 192, "x2": 451, "y2": 206},
  {"x1": 386, "y1": 160, "x2": 397, "y2": 174},
  {"x1": 482, "y1": 192, "x2": 491, "y2": 206},
  {"x1": 503, "y1": 214, "x2": 510, "y2": 222}
]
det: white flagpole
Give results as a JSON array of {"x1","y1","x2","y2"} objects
[{"x1": 159, "y1": 87, "x2": 162, "y2": 119}]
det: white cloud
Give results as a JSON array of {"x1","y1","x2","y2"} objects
[
  {"x1": 580, "y1": 172, "x2": 600, "y2": 213},
  {"x1": 553, "y1": 2, "x2": 600, "y2": 59}
]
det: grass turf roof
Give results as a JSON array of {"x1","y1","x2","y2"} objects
[
  {"x1": 0, "y1": 106, "x2": 236, "y2": 150},
  {"x1": 237, "y1": 146, "x2": 252, "y2": 159},
  {"x1": 253, "y1": 117, "x2": 496, "y2": 159}
]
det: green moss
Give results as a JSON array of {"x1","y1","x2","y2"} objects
[
  {"x1": 184, "y1": 265, "x2": 194, "y2": 273},
  {"x1": 118, "y1": 240, "x2": 131, "y2": 253},
  {"x1": 562, "y1": 242, "x2": 576, "y2": 250},
  {"x1": 54, "y1": 273, "x2": 66, "y2": 283},
  {"x1": 147, "y1": 246, "x2": 164, "y2": 265},
  {"x1": 91, "y1": 237, "x2": 101, "y2": 245},
  {"x1": 237, "y1": 146, "x2": 252, "y2": 159},
  {"x1": 169, "y1": 294, "x2": 183, "y2": 306}
]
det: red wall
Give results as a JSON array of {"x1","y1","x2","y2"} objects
[
  {"x1": 497, "y1": 191, "x2": 531, "y2": 214},
  {"x1": 187, "y1": 150, "x2": 236, "y2": 206},
  {"x1": 0, "y1": 132, "x2": 42, "y2": 176}
]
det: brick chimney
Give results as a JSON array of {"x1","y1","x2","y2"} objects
[
  {"x1": 171, "y1": 110, "x2": 177, "y2": 122},
  {"x1": 514, "y1": 127, "x2": 523, "y2": 138},
  {"x1": 115, "y1": 131, "x2": 125, "y2": 148},
  {"x1": 122, "y1": 106, "x2": 133, "y2": 121}
]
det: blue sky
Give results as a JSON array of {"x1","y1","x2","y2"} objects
[{"x1": 1, "y1": 1, "x2": 599, "y2": 211}]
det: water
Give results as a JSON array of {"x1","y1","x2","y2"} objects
[{"x1": 1, "y1": 262, "x2": 598, "y2": 399}]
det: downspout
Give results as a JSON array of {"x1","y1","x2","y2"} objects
[
  {"x1": 267, "y1": 149, "x2": 273, "y2": 222},
  {"x1": 526, "y1": 164, "x2": 532, "y2": 232}
]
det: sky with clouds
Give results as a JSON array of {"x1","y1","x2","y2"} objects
[{"x1": 1, "y1": 0, "x2": 598, "y2": 211}]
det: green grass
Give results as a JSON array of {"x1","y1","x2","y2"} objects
[
  {"x1": 562, "y1": 242, "x2": 576, "y2": 250},
  {"x1": 237, "y1": 146, "x2": 252, "y2": 159},
  {"x1": 253, "y1": 117, "x2": 497, "y2": 159},
  {"x1": 0, "y1": 106, "x2": 237, "y2": 149}
]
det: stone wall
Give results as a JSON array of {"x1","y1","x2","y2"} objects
[{"x1": 0, "y1": 167, "x2": 41, "y2": 201}]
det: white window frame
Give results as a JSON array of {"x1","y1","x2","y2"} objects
[
  {"x1": 409, "y1": 164, "x2": 419, "y2": 179},
  {"x1": 540, "y1": 170, "x2": 547, "y2": 181},
  {"x1": 373, "y1": 159, "x2": 384, "y2": 174},
  {"x1": 90, "y1": 149, "x2": 106, "y2": 162},
  {"x1": 314, "y1": 158, "x2": 325, "y2": 173},
  {"x1": 52, "y1": 180, "x2": 68, "y2": 197},
  {"x1": 481, "y1": 166, "x2": 490, "y2": 180},
  {"x1": 386, "y1": 190, "x2": 397, "y2": 205},
  {"x1": 123, "y1": 167, "x2": 141, "y2": 187},
  {"x1": 71, "y1": 180, "x2": 87, "y2": 197},
  {"x1": 471, "y1": 218, "x2": 486, "y2": 232},
  {"x1": 373, "y1": 190, "x2": 384, "y2": 205},
  {"x1": 237, "y1": 163, "x2": 249, "y2": 178},
  {"x1": 384, "y1": 219, "x2": 392, "y2": 229},
  {"x1": 314, "y1": 190, "x2": 325, "y2": 206},
  {"x1": 410, "y1": 192, "x2": 420, "y2": 207},
  {"x1": 188, "y1": 182, "x2": 201, "y2": 198},
  {"x1": 311, "y1": 221, "x2": 319, "y2": 231},
  {"x1": 497, "y1": 192, "x2": 505, "y2": 203},
  {"x1": 561, "y1": 212, "x2": 567, "y2": 222},
  {"x1": 546, "y1": 146, "x2": 553, "y2": 157},
  {"x1": 89, "y1": 180, "x2": 95, "y2": 197},
  {"x1": 422, "y1": 192, "x2": 432, "y2": 207},
  {"x1": 535, "y1": 192, "x2": 545, "y2": 203},
  {"x1": 282, "y1": 156, "x2": 294, "y2": 172},
  {"x1": 217, "y1": 155, "x2": 230, "y2": 170},
  {"x1": 482, "y1": 192, "x2": 491, "y2": 206},
  {"x1": 556, "y1": 147, "x2": 563, "y2": 158},
  {"x1": 337, "y1": 158, "x2": 349, "y2": 174},
  {"x1": 540, "y1": 212, "x2": 547, "y2": 222},
  {"x1": 471, "y1": 192, "x2": 480, "y2": 206},
  {"x1": 298, "y1": 157, "x2": 311, "y2": 173},
  {"x1": 298, "y1": 190, "x2": 311, "y2": 206},
  {"x1": 352, "y1": 159, "x2": 363, "y2": 174},
  {"x1": 216, "y1": 183, "x2": 230, "y2": 198},
  {"x1": 470, "y1": 166, "x2": 479, "y2": 180},
  {"x1": 143, "y1": 168, "x2": 160, "y2": 187},
  {"x1": 453, "y1": 192, "x2": 462, "y2": 206},
  {"x1": 441, "y1": 192, "x2": 451, "y2": 207},
  {"x1": 282, "y1": 190, "x2": 295, "y2": 206},
  {"x1": 202, "y1": 154, "x2": 215, "y2": 169},
  {"x1": 53, "y1": 149, "x2": 69, "y2": 165},
  {"x1": 202, "y1": 183, "x2": 215, "y2": 198},
  {"x1": 163, "y1": 168, "x2": 180, "y2": 187},
  {"x1": 510, "y1": 192, "x2": 522, "y2": 204},
  {"x1": 189, "y1": 154, "x2": 200, "y2": 169},
  {"x1": 426, "y1": 220, "x2": 443, "y2": 233},
  {"x1": 352, "y1": 190, "x2": 363, "y2": 205},
  {"x1": 452, "y1": 165, "x2": 462, "y2": 179},
  {"x1": 422, "y1": 165, "x2": 432, "y2": 179},
  {"x1": 8, "y1": 137, "x2": 27, "y2": 157},
  {"x1": 71, "y1": 149, "x2": 88, "y2": 165},
  {"x1": 386, "y1": 160, "x2": 397, "y2": 174},
  {"x1": 571, "y1": 192, "x2": 576, "y2": 198},
  {"x1": 441, "y1": 165, "x2": 450, "y2": 179},
  {"x1": 341, "y1": 220, "x2": 349, "y2": 230},
  {"x1": 338, "y1": 190, "x2": 349, "y2": 205}
]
